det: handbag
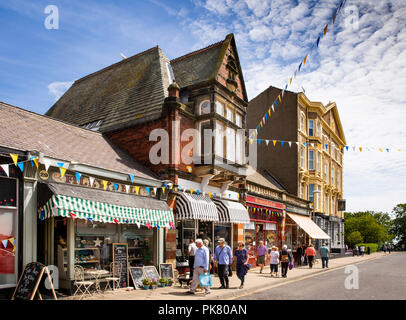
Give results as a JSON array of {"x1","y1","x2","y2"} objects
[
  {"x1": 289, "y1": 261, "x2": 294, "y2": 270},
  {"x1": 245, "y1": 263, "x2": 251, "y2": 270},
  {"x1": 199, "y1": 272, "x2": 213, "y2": 287}
]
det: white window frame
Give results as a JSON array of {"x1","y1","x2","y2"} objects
[
  {"x1": 309, "y1": 150, "x2": 314, "y2": 170},
  {"x1": 300, "y1": 146, "x2": 305, "y2": 169},
  {"x1": 215, "y1": 121, "x2": 224, "y2": 158},
  {"x1": 300, "y1": 113, "x2": 305, "y2": 133},
  {"x1": 235, "y1": 113, "x2": 242, "y2": 128},
  {"x1": 200, "y1": 100, "x2": 211, "y2": 115},
  {"x1": 308, "y1": 119, "x2": 314, "y2": 137},
  {"x1": 225, "y1": 107, "x2": 233, "y2": 122},
  {"x1": 317, "y1": 152, "x2": 321, "y2": 172},
  {"x1": 331, "y1": 166, "x2": 335, "y2": 185}
]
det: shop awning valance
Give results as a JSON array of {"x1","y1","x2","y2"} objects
[
  {"x1": 213, "y1": 199, "x2": 251, "y2": 224},
  {"x1": 38, "y1": 183, "x2": 174, "y2": 228},
  {"x1": 287, "y1": 213, "x2": 330, "y2": 240},
  {"x1": 175, "y1": 192, "x2": 219, "y2": 222}
]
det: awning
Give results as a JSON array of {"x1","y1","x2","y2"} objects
[
  {"x1": 212, "y1": 199, "x2": 251, "y2": 224},
  {"x1": 175, "y1": 192, "x2": 219, "y2": 222},
  {"x1": 287, "y1": 213, "x2": 330, "y2": 240},
  {"x1": 38, "y1": 183, "x2": 174, "y2": 228}
]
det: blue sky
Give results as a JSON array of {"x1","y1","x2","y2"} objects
[{"x1": 1, "y1": 0, "x2": 405, "y2": 214}]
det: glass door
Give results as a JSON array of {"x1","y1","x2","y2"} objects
[{"x1": 255, "y1": 223, "x2": 265, "y2": 255}]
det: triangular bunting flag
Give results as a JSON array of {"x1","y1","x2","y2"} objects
[
  {"x1": 359, "y1": 147, "x2": 362, "y2": 152},
  {"x1": 75, "y1": 172, "x2": 82, "y2": 184},
  {"x1": 146, "y1": 187, "x2": 150, "y2": 195},
  {"x1": 10, "y1": 154, "x2": 18, "y2": 166},
  {"x1": 135, "y1": 186, "x2": 140, "y2": 195},
  {"x1": 33, "y1": 157, "x2": 39, "y2": 170},
  {"x1": 43, "y1": 159, "x2": 51, "y2": 172},
  {"x1": 125, "y1": 185, "x2": 130, "y2": 193},
  {"x1": 258, "y1": 139, "x2": 262, "y2": 145},
  {"x1": 129, "y1": 174, "x2": 134, "y2": 183},
  {"x1": 89, "y1": 176, "x2": 95, "y2": 187},
  {"x1": 288, "y1": 142, "x2": 292, "y2": 147},
  {"x1": 325, "y1": 144, "x2": 329, "y2": 150},
  {"x1": 153, "y1": 187, "x2": 157, "y2": 195},
  {"x1": 103, "y1": 180, "x2": 108, "y2": 190},
  {"x1": 271, "y1": 105, "x2": 275, "y2": 112},
  {"x1": 1, "y1": 240, "x2": 8, "y2": 248},
  {"x1": 317, "y1": 36, "x2": 321, "y2": 47},
  {"x1": 114, "y1": 183, "x2": 119, "y2": 191},
  {"x1": 273, "y1": 140, "x2": 277, "y2": 147},
  {"x1": 0, "y1": 164, "x2": 9, "y2": 177},
  {"x1": 278, "y1": 94, "x2": 281, "y2": 103},
  {"x1": 17, "y1": 162, "x2": 24, "y2": 172},
  {"x1": 345, "y1": 146, "x2": 349, "y2": 151},
  {"x1": 281, "y1": 141, "x2": 285, "y2": 147},
  {"x1": 324, "y1": 24, "x2": 328, "y2": 36},
  {"x1": 268, "y1": 108, "x2": 271, "y2": 116},
  {"x1": 266, "y1": 140, "x2": 269, "y2": 146},
  {"x1": 304, "y1": 55, "x2": 308, "y2": 65},
  {"x1": 290, "y1": 77, "x2": 292, "y2": 85},
  {"x1": 298, "y1": 62, "x2": 302, "y2": 72},
  {"x1": 162, "y1": 187, "x2": 165, "y2": 195}
]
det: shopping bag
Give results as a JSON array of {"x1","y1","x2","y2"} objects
[
  {"x1": 289, "y1": 261, "x2": 294, "y2": 270},
  {"x1": 199, "y1": 273, "x2": 213, "y2": 287}
]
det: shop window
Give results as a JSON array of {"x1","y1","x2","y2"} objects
[
  {"x1": 176, "y1": 220, "x2": 196, "y2": 263},
  {"x1": 122, "y1": 225, "x2": 154, "y2": 267},
  {"x1": 0, "y1": 177, "x2": 18, "y2": 288},
  {"x1": 244, "y1": 222, "x2": 255, "y2": 256},
  {"x1": 198, "y1": 221, "x2": 213, "y2": 251},
  {"x1": 214, "y1": 223, "x2": 231, "y2": 246}
]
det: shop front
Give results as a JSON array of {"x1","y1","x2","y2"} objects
[
  {"x1": 38, "y1": 179, "x2": 173, "y2": 292},
  {"x1": 174, "y1": 192, "x2": 250, "y2": 274},
  {"x1": 244, "y1": 195, "x2": 284, "y2": 267}
]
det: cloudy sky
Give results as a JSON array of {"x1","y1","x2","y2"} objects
[{"x1": 0, "y1": 0, "x2": 405, "y2": 214}]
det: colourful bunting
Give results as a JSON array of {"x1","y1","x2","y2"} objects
[
  {"x1": 129, "y1": 174, "x2": 134, "y2": 183},
  {"x1": 10, "y1": 154, "x2": 18, "y2": 166},
  {"x1": 0, "y1": 164, "x2": 9, "y2": 177},
  {"x1": 103, "y1": 180, "x2": 108, "y2": 190},
  {"x1": 75, "y1": 172, "x2": 82, "y2": 183},
  {"x1": 17, "y1": 162, "x2": 24, "y2": 172}
]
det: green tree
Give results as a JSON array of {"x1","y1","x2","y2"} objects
[
  {"x1": 392, "y1": 204, "x2": 406, "y2": 249},
  {"x1": 346, "y1": 231, "x2": 363, "y2": 248}
]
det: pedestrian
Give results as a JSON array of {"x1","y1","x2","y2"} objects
[
  {"x1": 214, "y1": 238, "x2": 233, "y2": 289},
  {"x1": 388, "y1": 244, "x2": 392, "y2": 254},
  {"x1": 279, "y1": 245, "x2": 293, "y2": 278},
  {"x1": 187, "y1": 239, "x2": 211, "y2": 295},
  {"x1": 382, "y1": 245, "x2": 387, "y2": 253},
  {"x1": 296, "y1": 244, "x2": 303, "y2": 266},
  {"x1": 355, "y1": 245, "x2": 359, "y2": 256},
  {"x1": 269, "y1": 246, "x2": 280, "y2": 277},
  {"x1": 360, "y1": 245, "x2": 365, "y2": 256},
  {"x1": 256, "y1": 241, "x2": 267, "y2": 274},
  {"x1": 319, "y1": 243, "x2": 330, "y2": 269},
  {"x1": 305, "y1": 244, "x2": 317, "y2": 269},
  {"x1": 302, "y1": 244, "x2": 308, "y2": 265},
  {"x1": 188, "y1": 239, "x2": 197, "y2": 279},
  {"x1": 367, "y1": 246, "x2": 371, "y2": 255},
  {"x1": 233, "y1": 242, "x2": 249, "y2": 289},
  {"x1": 203, "y1": 239, "x2": 214, "y2": 274}
]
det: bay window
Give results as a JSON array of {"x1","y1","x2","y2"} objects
[
  {"x1": 309, "y1": 120, "x2": 314, "y2": 136},
  {"x1": 309, "y1": 150, "x2": 314, "y2": 170}
]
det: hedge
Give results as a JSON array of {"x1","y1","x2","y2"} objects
[{"x1": 356, "y1": 243, "x2": 379, "y2": 253}]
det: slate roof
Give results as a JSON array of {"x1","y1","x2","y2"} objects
[
  {"x1": 0, "y1": 102, "x2": 160, "y2": 181},
  {"x1": 246, "y1": 166, "x2": 286, "y2": 192},
  {"x1": 45, "y1": 46, "x2": 172, "y2": 133},
  {"x1": 45, "y1": 33, "x2": 246, "y2": 133}
]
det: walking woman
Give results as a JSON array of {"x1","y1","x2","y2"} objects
[
  {"x1": 233, "y1": 242, "x2": 249, "y2": 289},
  {"x1": 280, "y1": 245, "x2": 293, "y2": 278},
  {"x1": 305, "y1": 244, "x2": 317, "y2": 268}
]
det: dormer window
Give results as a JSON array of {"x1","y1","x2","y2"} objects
[{"x1": 81, "y1": 119, "x2": 103, "y2": 131}]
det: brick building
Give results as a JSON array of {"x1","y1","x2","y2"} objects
[
  {"x1": 46, "y1": 34, "x2": 251, "y2": 270},
  {"x1": 247, "y1": 86, "x2": 346, "y2": 253}
]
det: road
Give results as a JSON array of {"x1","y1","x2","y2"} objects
[{"x1": 235, "y1": 252, "x2": 406, "y2": 300}]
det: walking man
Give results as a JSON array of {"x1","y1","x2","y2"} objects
[
  {"x1": 296, "y1": 244, "x2": 303, "y2": 266},
  {"x1": 214, "y1": 238, "x2": 233, "y2": 289},
  {"x1": 319, "y1": 243, "x2": 330, "y2": 269},
  {"x1": 188, "y1": 239, "x2": 197, "y2": 279},
  {"x1": 305, "y1": 244, "x2": 317, "y2": 269},
  {"x1": 360, "y1": 245, "x2": 365, "y2": 256},
  {"x1": 187, "y1": 239, "x2": 211, "y2": 295},
  {"x1": 256, "y1": 241, "x2": 267, "y2": 274}
]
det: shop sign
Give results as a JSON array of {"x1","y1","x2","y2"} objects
[
  {"x1": 246, "y1": 195, "x2": 285, "y2": 210},
  {"x1": 286, "y1": 204, "x2": 310, "y2": 216},
  {"x1": 338, "y1": 199, "x2": 346, "y2": 211}
]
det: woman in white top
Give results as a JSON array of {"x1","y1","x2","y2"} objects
[{"x1": 269, "y1": 246, "x2": 280, "y2": 277}]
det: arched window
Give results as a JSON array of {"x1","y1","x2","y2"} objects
[{"x1": 199, "y1": 100, "x2": 211, "y2": 115}]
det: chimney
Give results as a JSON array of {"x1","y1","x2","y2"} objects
[{"x1": 168, "y1": 81, "x2": 180, "y2": 99}]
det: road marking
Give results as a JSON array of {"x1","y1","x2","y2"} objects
[{"x1": 228, "y1": 255, "x2": 385, "y2": 300}]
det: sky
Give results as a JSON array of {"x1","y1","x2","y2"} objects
[{"x1": 0, "y1": 0, "x2": 405, "y2": 214}]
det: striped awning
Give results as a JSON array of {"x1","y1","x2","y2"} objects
[
  {"x1": 38, "y1": 183, "x2": 174, "y2": 228},
  {"x1": 212, "y1": 199, "x2": 251, "y2": 224},
  {"x1": 175, "y1": 193, "x2": 219, "y2": 222}
]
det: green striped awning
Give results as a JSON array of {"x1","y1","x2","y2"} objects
[{"x1": 39, "y1": 192, "x2": 174, "y2": 228}]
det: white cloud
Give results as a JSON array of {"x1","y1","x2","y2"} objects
[{"x1": 48, "y1": 81, "x2": 74, "y2": 101}]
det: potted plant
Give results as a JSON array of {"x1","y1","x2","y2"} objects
[
  {"x1": 142, "y1": 278, "x2": 151, "y2": 290},
  {"x1": 167, "y1": 278, "x2": 174, "y2": 287},
  {"x1": 159, "y1": 278, "x2": 167, "y2": 287},
  {"x1": 151, "y1": 279, "x2": 158, "y2": 289}
]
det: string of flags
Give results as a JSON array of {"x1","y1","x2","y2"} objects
[
  {"x1": 250, "y1": 0, "x2": 348, "y2": 140},
  {"x1": 0, "y1": 153, "x2": 171, "y2": 197},
  {"x1": 178, "y1": 185, "x2": 243, "y2": 200},
  {"x1": 247, "y1": 206, "x2": 282, "y2": 217},
  {"x1": 0, "y1": 237, "x2": 16, "y2": 253},
  {"x1": 249, "y1": 139, "x2": 404, "y2": 153}
]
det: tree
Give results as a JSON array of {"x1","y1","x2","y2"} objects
[
  {"x1": 346, "y1": 231, "x2": 363, "y2": 248},
  {"x1": 391, "y1": 204, "x2": 406, "y2": 249}
]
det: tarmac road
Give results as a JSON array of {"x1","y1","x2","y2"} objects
[{"x1": 235, "y1": 252, "x2": 406, "y2": 300}]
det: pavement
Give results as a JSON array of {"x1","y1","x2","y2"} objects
[{"x1": 63, "y1": 251, "x2": 391, "y2": 300}]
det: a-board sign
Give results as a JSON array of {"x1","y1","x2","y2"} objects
[
  {"x1": 159, "y1": 263, "x2": 174, "y2": 280},
  {"x1": 143, "y1": 265, "x2": 160, "y2": 282},
  {"x1": 129, "y1": 267, "x2": 145, "y2": 288},
  {"x1": 12, "y1": 262, "x2": 57, "y2": 300},
  {"x1": 112, "y1": 243, "x2": 129, "y2": 287}
]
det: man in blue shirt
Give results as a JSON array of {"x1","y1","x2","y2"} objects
[
  {"x1": 187, "y1": 239, "x2": 211, "y2": 294},
  {"x1": 319, "y1": 243, "x2": 330, "y2": 269},
  {"x1": 214, "y1": 238, "x2": 233, "y2": 289}
]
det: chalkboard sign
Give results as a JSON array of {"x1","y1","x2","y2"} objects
[
  {"x1": 129, "y1": 267, "x2": 145, "y2": 288},
  {"x1": 143, "y1": 265, "x2": 160, "y2": 282},
  {"x1": 112, "y1": 243, "x2": 129, "y2": 287},
  {"x1": 12, "y1": 262, "x2": 57, "y2": 300},
  {"x1": 159, "y1": 263, "x2": 174, "y2": 280}
]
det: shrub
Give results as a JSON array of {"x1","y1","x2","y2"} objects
[
  {"x1": 356, "y1": 243, "x2": 379, "y2": 253},
  {"x1": 142, "y1": 278, "x2": 151, "y2": 286},
  {"x1": 159, "y1": 278, "x2": 167, "y2": 284}
]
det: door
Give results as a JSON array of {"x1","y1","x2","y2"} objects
[{"x1": 255, "y1": 223, "x2": 265, "y2": 255}]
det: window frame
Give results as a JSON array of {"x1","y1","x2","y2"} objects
[{"x1": 199, "y1": 100, "x2": 211, "y2": 115}]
